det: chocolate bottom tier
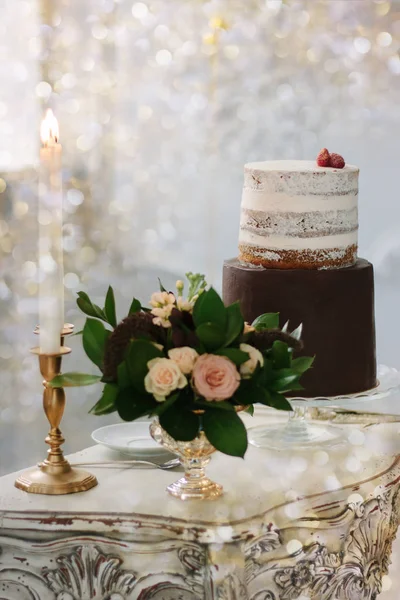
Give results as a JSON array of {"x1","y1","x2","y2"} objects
[{"x1": 223, "y1": 258, "x2": 377, "y2": 397}]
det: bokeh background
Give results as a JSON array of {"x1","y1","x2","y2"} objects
[{"x1": 0, "y1": 0, "x2": 399, "y2": 593}]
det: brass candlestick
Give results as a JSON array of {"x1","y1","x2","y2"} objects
[{"x1": 15, "y1": 324, "x2": 98, "y2": 495}]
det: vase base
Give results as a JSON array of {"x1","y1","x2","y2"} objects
[
  {"x1": 167, "y1": 476, "x2": 223, "y2": 500},
  {"x1": 248, "y1": 421, "x2": 345, "y2": 450}
]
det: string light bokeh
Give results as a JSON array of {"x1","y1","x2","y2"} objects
[{"x1": 0, "y1": 1, "x2": 399, "y2": 590}]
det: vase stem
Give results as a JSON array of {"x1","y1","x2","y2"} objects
[{"x1": 182, "y1": 457, "x2": 209, "y2": 484}]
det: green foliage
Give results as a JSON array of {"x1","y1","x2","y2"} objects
[
  {"x1": 116, "y1": 388, "x2": 156, "y2": 421},
  {"x1": 117, "y1": 361, "x2": 130, "y2": 389},
  {"x1": 152, "y1": 393, "x2": 180, "y2": 416},
  {"x1": 126, "y1": 339, "x2": 163, "y2": 392},
  {"x1": 77, "y1": 291, "x2": 107, "y2": 321},
  {"x1": 193, "y1": 287, "x2": 227, "y2": 330},
  {"x1": 77, "y1": 289, "x2": 118, "y2": 329},
  {"x1": 158, "y1": 278, "x2": 167, "y2": 293},
  {"x1": 271, "y1": 340, "x2": 292, "y2": 368},
  {"x1": 49, "y1": 373, "x2": 102, "y2": 388},
  {"x1": 89, "y1": 383, "x2": 118, "y2": 415},
  {"x1": 193, "y1": 400, "x2": 235, "y2": 411},
  {"x1": 196, "y1": 322, "x2": 226, "y2": 351},
  {"x1": 224, "y1": 302, "x2": 244, "y2": 346},
  {"x1": 292, "y1": 356, "x2": 315, "y2": 373},
  {"x1": 267, "y1": 391, "x2": 292, "y2": 411},
  {"x1": 159, "y1": 405, "x2": 200, "y2": 441},
  {"x1": 128, "y1": 298, "x2": 141, "y2": 315},
  {"x1": 252, "y1": 312, "x2": 279, "y2": 331},
  {"x1": 202, "y1": 409, "x2": 248, "y2": 457},
  {"x1": 104, "y1": 286, "x2": 117, "y2": 328},
  {"x1": 215, "y1": 348, "x2": 249, "y2": 366},
  {"x1": 82, "y1": 318, "x2": 110, "y2": 370},
  {"x1": 269, "y1": 374, "x2": 299, "y2": 392}
]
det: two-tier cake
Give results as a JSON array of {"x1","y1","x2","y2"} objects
[{"x1": 223, "y1": 159, "x2": 377, "y2": 397}]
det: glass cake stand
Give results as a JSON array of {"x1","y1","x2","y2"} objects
[{"x1": 248, "y1": 364, "x2": 400, "y2": 450}]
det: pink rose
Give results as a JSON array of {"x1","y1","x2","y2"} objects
[{"x1": 192, "y1": 354, "x2": 240, "y2": 401}]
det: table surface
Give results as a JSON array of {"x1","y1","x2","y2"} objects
[{"x1": 1, "y1": 413, "x2": 399, "y2": 540}]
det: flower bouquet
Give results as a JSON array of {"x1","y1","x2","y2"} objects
[{"x1": 51, "y1": 273, "x2": 313, "y2": 499}]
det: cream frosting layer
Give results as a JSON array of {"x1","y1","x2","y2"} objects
[
  {"x1": 239, "y1": 229, "x2": 358, "y2": 251},
  {"x1": 241, "y1": 190, "x2": 358, "y2": 213}
]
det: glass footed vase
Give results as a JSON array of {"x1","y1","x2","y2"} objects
[{"x1": 149, "y1": 419, "x2": 222, "y2": 500}]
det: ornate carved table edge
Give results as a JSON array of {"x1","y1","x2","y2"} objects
[{"x1": 1, "y1": 455, "x2": 399, "y2": 543}]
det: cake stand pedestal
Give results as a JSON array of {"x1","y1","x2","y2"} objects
[{"x1": 249, "y1": 364, "x2": 400, "y2": 450}]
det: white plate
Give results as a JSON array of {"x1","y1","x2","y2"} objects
[{"x1": 91, "y1": 422, "x2": 176, "y2": 460}]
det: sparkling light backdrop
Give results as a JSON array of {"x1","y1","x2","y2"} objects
[{"x1": 0, "y1": 1, "x2": 400, "y2": 591}]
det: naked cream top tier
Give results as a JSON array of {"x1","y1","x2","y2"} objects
[{"x1": 239, "y1": 160, "x2": 359, "y2": 269}]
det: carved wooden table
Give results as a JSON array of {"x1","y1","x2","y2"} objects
[{"x1": 0, "y1": 417, "x2": 399, "y2": 600}]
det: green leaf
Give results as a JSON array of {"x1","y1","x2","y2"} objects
[
  {"x1": 117, "y1": 361, "x2": 130, "y2": 389},
  {"x1": 193, "y1": 400, "x2": 235, "y2": 411},
  {"x1": 49, "y1": 372, "x2": 102, "y2": 388},
  {"x1": 82, "y1": 318, "x2": 110, "y2": 369},
  {"x1": 216, "y1": 348, "x2": 249, "y2": 366},
  {"x1": 152, "y1": 393, "x2": 180, "y2": 416},
  {"x1": 267, "y1": 391, "x2": 292, "y2": 412},
  {"x1": 224, "y1": 302, "x2": 244, "y2": 346},
  {"x1": 202, "y1": 410, "x2": 248, "y2": 458},
  {"x1": 193, "y1": 287, "x2": 227, "y2": 329},
  {"x1": 126, "y1": 339, "x2": 163, "y2": 392},
  {"x1": 270, "y1": 374, "x2": 300, "y2": 392},
  {"x1": 271, "y1": 340, "x2": 292, "y2": 369},
  {"x1": 159, "y1": 407, "x2": 200, "y2": 441},
  {"x1": 234, "y1": 380, "x2": 255, "y2": 405},
  {"x1": 158, "y1": 277, "x2": 167, "y2": 292},
  {"x1": 104, "y1": 286, "x2": 117, "y2": 328},
  {"x1": 116, "y1": 388, "x2": 155, "y2": 421},
  {"x1": 288, "y1": 382, "x2": 305, "y2": 392},
  {"x1": 89, "y1": 383, "x2": 118, "y2": 415},
  {"x1": 129, "y1": 298, "x2": 141, "y2": 315},
  {"x1": 196, "y1": 322, "x2": 226, "y2": 351},
  {"x1": 291, "y1": 356, "x2": 314, "y2": 374},
  {"x1": 235, "y1": 381, "x2": 271, "y2": 406},
  {"x1": 252, "y1": 312, "x2": 279, "y2": 331},
  {"x1": 245, "y1": 405, "x2": 254, "y2": 416},
  {"x1": 77, "y1": 291, "x2": 106, "y2": 321}
]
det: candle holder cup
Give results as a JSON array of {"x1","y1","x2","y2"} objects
[{"x1": 14, "y1": 325, "x2": 98, "y2": 495}]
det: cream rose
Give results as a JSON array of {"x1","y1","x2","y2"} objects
[
  {"x1": 192, "y1": 354, "x2": 240, "y2": 401},
  {"x1": 239, "y1": 343, "x2": 264, "y2": 378},
  {"x1": 168, "y1": 347, "x2": 199, "y2": 375},
  {"x1": 144, "y1": 357, "x2": 187, "y2": 402}
]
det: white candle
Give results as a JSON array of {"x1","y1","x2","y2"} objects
[{"x1": 38, "y1": 109, "x2": 64, "y2": 354}]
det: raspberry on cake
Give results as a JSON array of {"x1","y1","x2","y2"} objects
[
  {"x1": 317, "y1": 148, "x2": 331, "y2": 167},
  {"x1": 330, "y1": 153, "x2": 346, "y2": 169}
]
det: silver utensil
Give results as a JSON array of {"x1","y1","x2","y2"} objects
[{"x1": 69, "y1": 457, "x2": 180, "y2": 470}]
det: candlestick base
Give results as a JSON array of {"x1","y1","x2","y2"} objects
[{"x1": 15, "y1": 461, "x2": 97, "y2": 495}]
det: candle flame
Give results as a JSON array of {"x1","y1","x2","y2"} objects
[{"x1": 40, "y1": 109, "x2": 59, "y2": 146}]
